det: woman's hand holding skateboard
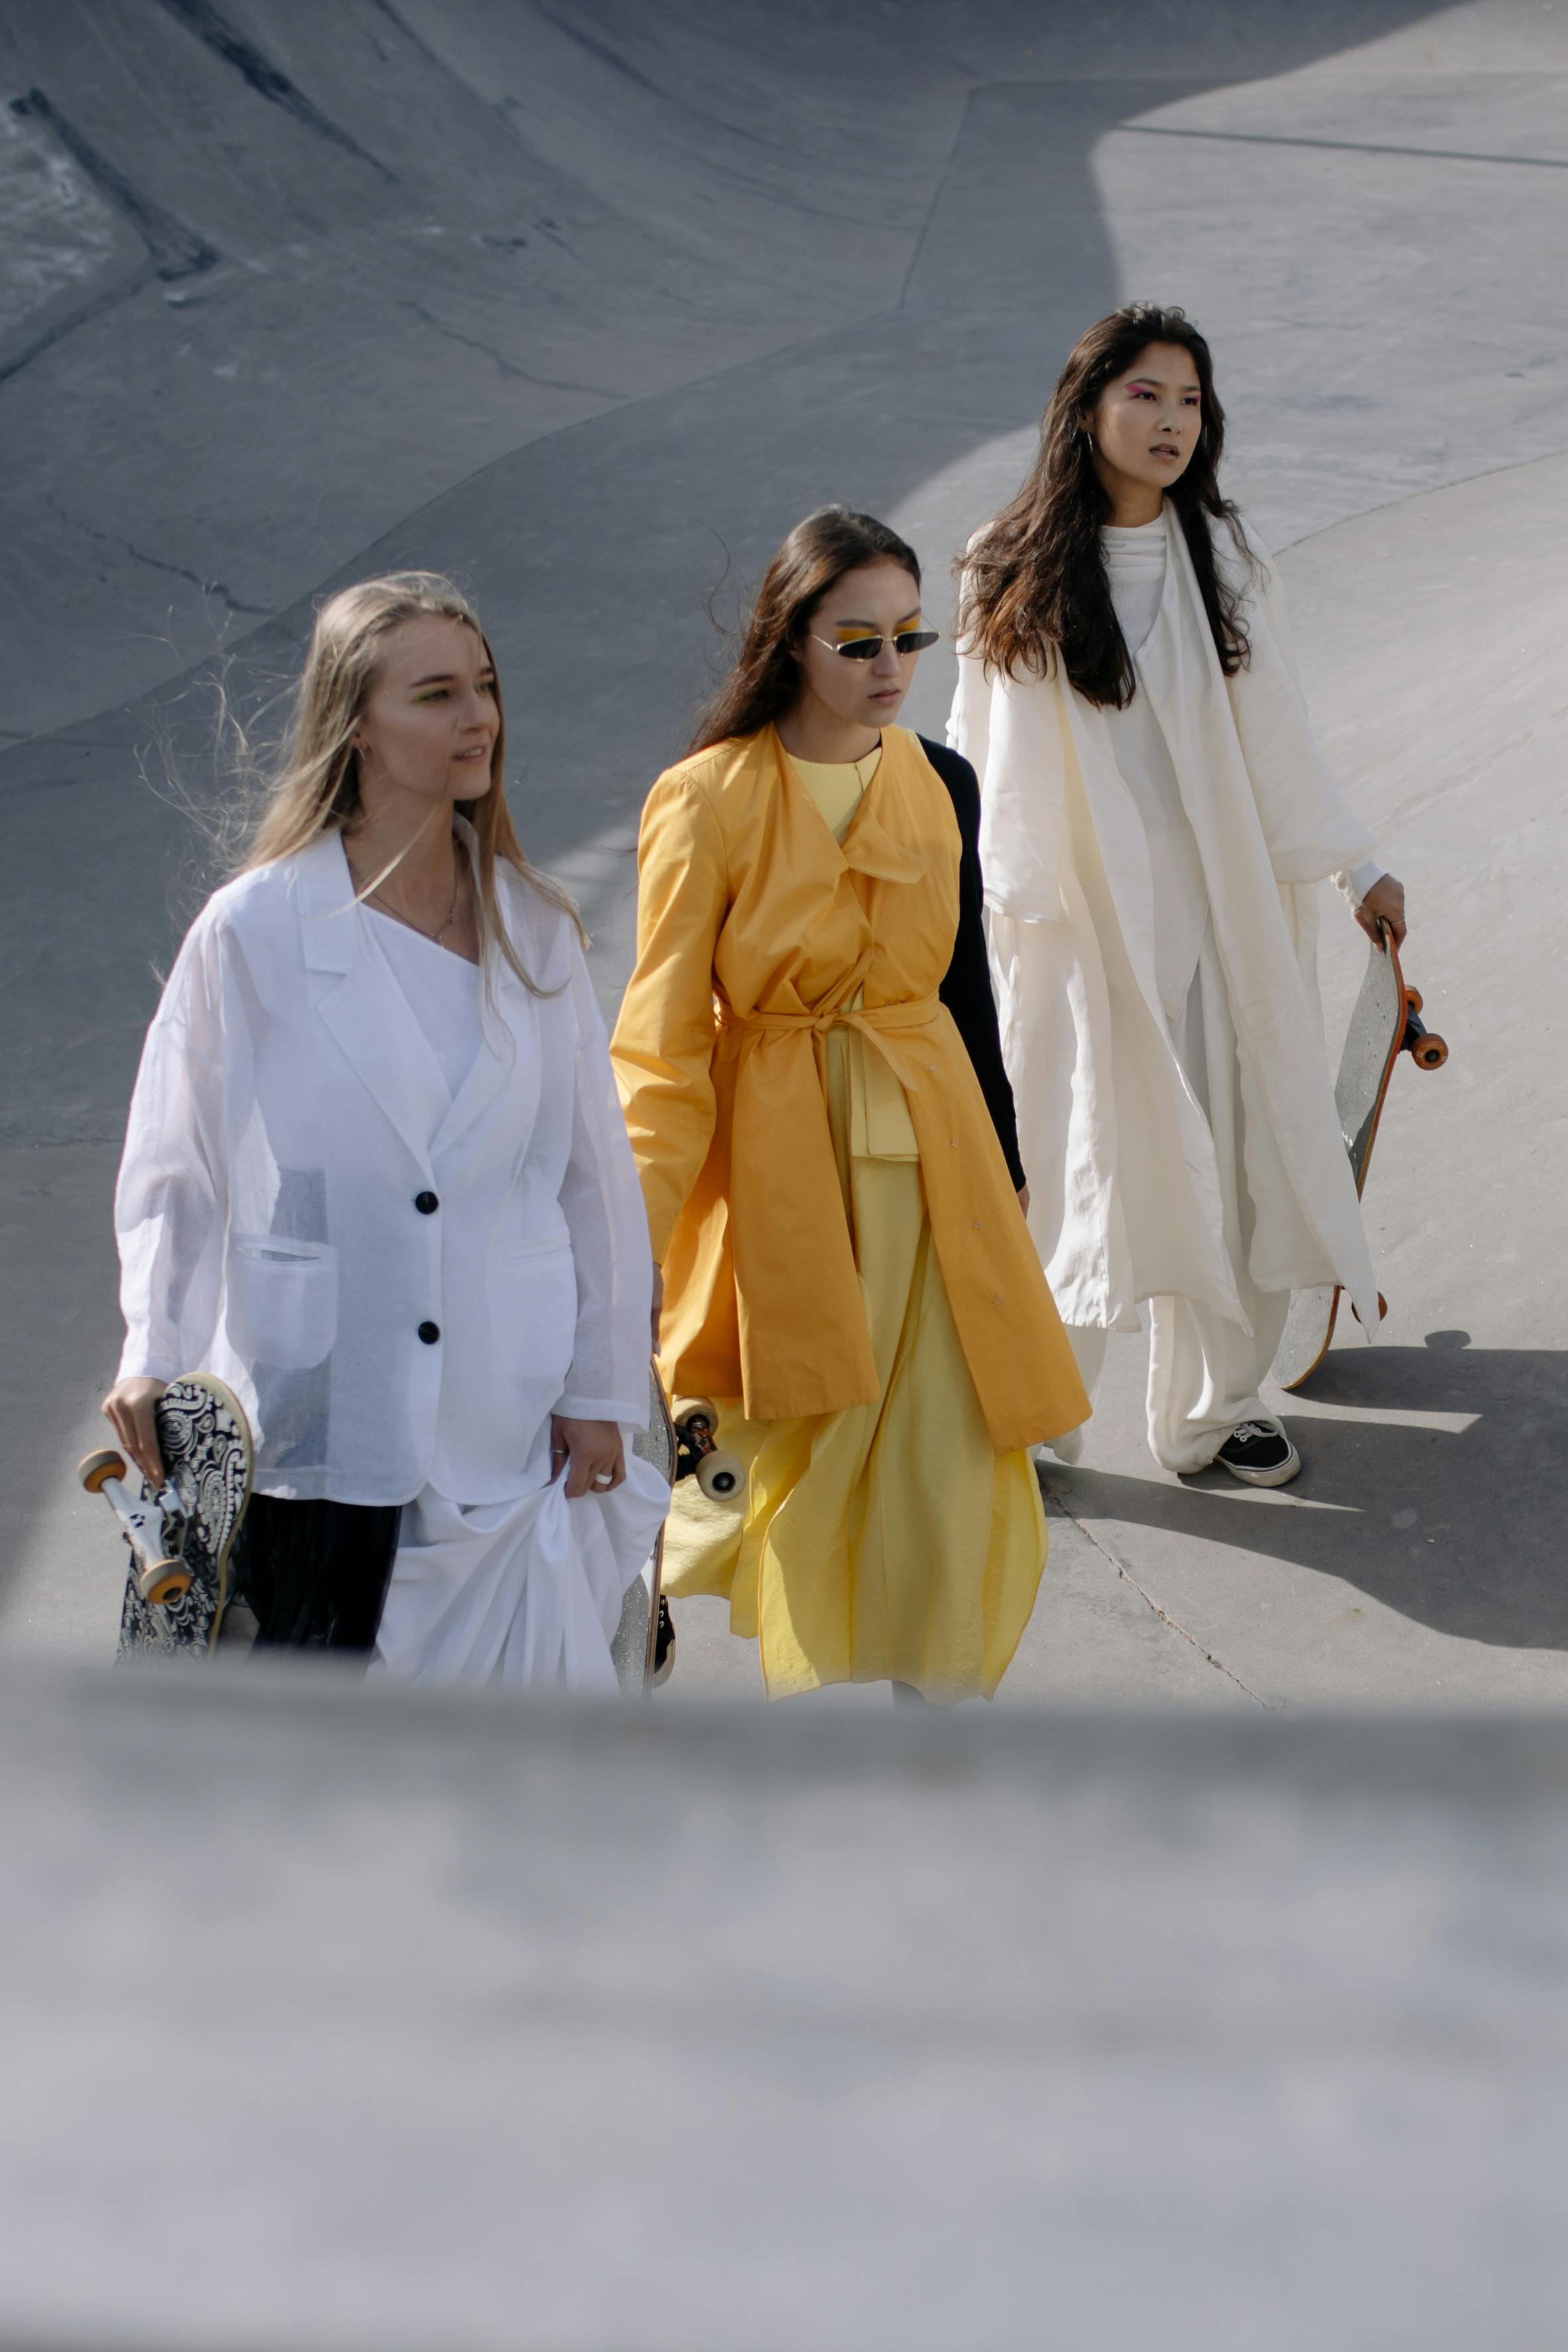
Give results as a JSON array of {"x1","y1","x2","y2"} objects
[
  {"x1": 99, "y1": 1376, "x2": 168, "y2": 1486},
  {"x1": 1356, "y1": 873, "x2": 1407, "y2": 950}
]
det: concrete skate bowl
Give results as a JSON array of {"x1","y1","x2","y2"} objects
[{"x1": 2, "y1": 0, "x2": 1566, "y2": 1658}]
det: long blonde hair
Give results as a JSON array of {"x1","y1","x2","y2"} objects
[{"x1": 241, "y1": 571, "x2": 584, "y2": 992}]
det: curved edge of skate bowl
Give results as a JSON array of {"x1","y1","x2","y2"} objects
[
  {"x1": 0, "y1": 0, "x2": 1484, "y2": 744},
  {"x1": 3, "y1": 0, "x2": 1567, "y2": 1671}
]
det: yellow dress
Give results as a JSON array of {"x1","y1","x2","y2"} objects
[{"x1": 660, "y1": 746, "x2": 1048, "y2": 1702}]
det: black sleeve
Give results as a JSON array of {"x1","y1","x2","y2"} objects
[{"x1": 919, "y1": 735, "x2": 1027, "y2": 1192}]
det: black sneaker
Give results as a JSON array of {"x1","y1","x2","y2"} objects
[
  {"x1": 1215, "y1": 1420, "x2": 1301, "y2": 1488},
  {"x1": 651, "y1": 1596, "x2": 676, "y2": 1687}
]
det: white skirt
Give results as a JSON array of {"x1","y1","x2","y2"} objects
[{"x1": 371, "y1": 1427, "x2": 669, "y2": 1693}]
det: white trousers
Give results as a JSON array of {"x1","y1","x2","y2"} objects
[{"x1": 1061, "y1": 924, "x2": 1289, "y2": 1476}]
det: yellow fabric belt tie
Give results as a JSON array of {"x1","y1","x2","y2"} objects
[
  {"x1": 715, "y1": 993, "x2": 944, "y2": 1413},
  {"x1": 721, "y1": 994, "x2": 933, "y2": 1162},
  {"x1": 721, "y1": 992, "x2": 938, "y2": 1039}
]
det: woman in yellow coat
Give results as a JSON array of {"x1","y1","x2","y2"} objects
[{"x1": 612, "y1": 507, "x2": 1089, "y2": 1701}]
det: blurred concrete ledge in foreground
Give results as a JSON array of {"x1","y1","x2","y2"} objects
[{"x1": 2, "y1": 1662, "x2": 1564, "y2": 2349}]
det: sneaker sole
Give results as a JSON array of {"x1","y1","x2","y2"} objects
[{"x1": 1219, "y1": 1449, "x2": 1301, "y2": 1489}]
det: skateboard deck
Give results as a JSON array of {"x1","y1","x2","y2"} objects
[
  {"x1": 79, "y1": 1375, "x2": 255, "y2": 1660},
  {"x1": 611, "y1": 1360, "x2": 675, "y2": 1694},
  {"x1": 1270, "y1": 926, "x2": 1447, "y2": 1391}
]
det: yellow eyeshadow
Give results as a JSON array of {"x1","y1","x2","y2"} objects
[{"x1": 832, "y1": 620, "x2": 922, "y2": 643}]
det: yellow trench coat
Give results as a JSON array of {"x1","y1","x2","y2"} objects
[{"x1": 612, "y1": 725, "x2": 1088, "y2": 1455}]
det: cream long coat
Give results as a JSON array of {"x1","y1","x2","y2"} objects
[{"x1": 948, "y1": 505, "x2": 1380, "y2": 1341}]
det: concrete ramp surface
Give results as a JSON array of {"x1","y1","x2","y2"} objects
[
  {"x1": 2, "y1": 1, "x2": 1567, "y2": 1701},
  {"x1": 5, "y1": 1662, "x2": 1568, "y2": 2349}
]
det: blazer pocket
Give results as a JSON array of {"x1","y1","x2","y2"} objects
[{"x1": 228, "y1": 1236, "x2": 340, "y2": 1371}]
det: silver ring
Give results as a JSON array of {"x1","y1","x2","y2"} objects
[{"x1": 591, "y1": 1472, "x2": 614, "y2": 1489}]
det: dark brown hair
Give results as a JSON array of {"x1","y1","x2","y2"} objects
[
  {"x1": 958, "y1": 304, "x2": 1252, "y2": 708},
  {"x1": 687, "y1": 505, "x2": 921, "y2": 753}
]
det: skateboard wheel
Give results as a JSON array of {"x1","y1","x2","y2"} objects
[
  {"x1": 1405, "y1": 987, "x2": 1423, "y2": 1015},
  {"x1": 673, "y1": 1396, "x2": 719, "y2": 1435},
  {"x1": 137, "y1": 1557, "x2": 192, "y2": 1606},
  {"x1": 1351, "y1": 1293, "x2": 1389, "y2": 1329},
  {"x1": 695, "y1": 1448, "x2": 745, "y2": 1503},
  {"x1": 1413, "y1": 1031, "x2": 1447, "y2": 1069},
  {"x1": 78, "y1": 1449, "x2": 127, "y2": 1493}
]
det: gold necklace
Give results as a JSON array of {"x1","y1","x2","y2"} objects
[
  {"x1": 367, "y1": 872, "x2": 461, "y2": 945},
  {"x1": 350, "y1": 850, "x2": 463, "y2": 945}
]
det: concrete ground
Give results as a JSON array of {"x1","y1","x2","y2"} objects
[
  {"x1": 1, "y1": 1, "x2": 1564, "y2": 1704},
  {"x1": 11, "y1": 1662, "x2": 1568, "y2": 2350}
]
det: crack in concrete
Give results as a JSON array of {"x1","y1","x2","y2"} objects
[
  {"x1": 1040, "y1": 1470, "x2": 1274, "y2": 1707},
  {"x1": 42, "y1": 497, "x2": 269, "y2": 617},
  {"x1": 1122, "y1": 121, "x2": 1568, "y2": 174},
  {"x1": 897, "y1": 85, "x2": 972, "y2": 310},
  {"x1": 399, "y1": 300, "x2": 623, "y2": 399}
]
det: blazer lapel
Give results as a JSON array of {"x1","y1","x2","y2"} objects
[
  {"x1": 428, "y1": 962, "x2": 529, "y2": 1163},
  {"x1": 428, "y1": 848, "x2": 553, "y2": 1163},
  {"x1": 296, "y1": 835, "x2": 444, "y2": 1177}
]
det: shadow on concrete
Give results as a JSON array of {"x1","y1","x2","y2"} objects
[{"x1": 1046, "y1": 1338, "x2": 1568, "y2": 1652}]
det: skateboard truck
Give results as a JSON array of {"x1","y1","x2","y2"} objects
[
  {"x1": 671, "y1": 1398, "x2": 746, "y2": 1502},
  {"x1": 1400, "y1": 984, "x2": 1448, "y2": 1071},
  {"x1": 78, "y1": 1450, "x2": 192, "y2": 1606}
]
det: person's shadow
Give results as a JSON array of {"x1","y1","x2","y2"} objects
[{"x1": 1043, "y1": 1334, "x2": 1568, "y2": 1650}]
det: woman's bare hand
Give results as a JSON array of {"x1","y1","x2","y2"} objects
[
  {"x1": 550, "y1": 1414, "x2": 626, "y2": 1499},
  {"x1": 99, "y1": 1376, "x2": 168, "y2": 1487},
  {"x1": 1017, "y1": 1183, "x2": 1031, "y2": 1217},
  {"x1": 1356, "y1": 873, "x2": 1407, "y2": 950},
  {"x1": 650, "y1": 1264, "x2": 665, "y2": 1358}
]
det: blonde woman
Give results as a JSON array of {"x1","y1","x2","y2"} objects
[{"x1": 100, "y1": 573, "x2": 667, "y2": 1685}]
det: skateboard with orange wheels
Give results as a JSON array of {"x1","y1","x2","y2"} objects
[
  {"x1": 1271, "y1": 923, "x2": 1448, "y2": 1391},
  {"x1": 78, "y1": 1373, "x2": 253, "y2": 1659}
]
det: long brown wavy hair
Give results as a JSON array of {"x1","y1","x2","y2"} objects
[
  {"x1": 687, "y1": 506, "x2": 922, "y2": 753},
  {"x1": 240, "y1": 572, "x2": 583, "y2": 992},
  {"x1": 958, "y1": 304, "x2": 1252, "y2": 708}
]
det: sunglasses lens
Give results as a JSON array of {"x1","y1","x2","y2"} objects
[
  {"x1": 893, "y1": 631, "x2": 940, "y2": 655},
  {"x1": 834, "y1": 636, "x2": 882, "y2": 660}
]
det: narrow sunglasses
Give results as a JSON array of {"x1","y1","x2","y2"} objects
[{"x1": 809, "y1": 626, "x2": 941, "y2": 661}]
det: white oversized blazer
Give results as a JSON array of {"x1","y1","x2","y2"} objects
[
  {"x1": 948, "y1": 505, "x2": 1382, "y2": 1340},
  {"x1": 115, "y1": 825, "x2": 654, "y2": 1504}
]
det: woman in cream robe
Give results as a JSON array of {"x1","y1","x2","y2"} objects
[
  {"x1": 951, "y1": 306, "x2": 1404, "y2": 1482},
  {"x1": 612, "y1": 507, "x2": 1088, "y2": 1701}
]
